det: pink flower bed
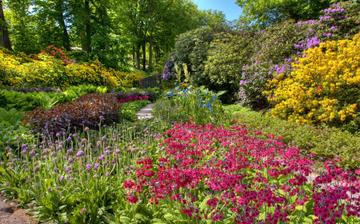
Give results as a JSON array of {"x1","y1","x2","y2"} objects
[{"x1": 124, "y1": 123, "x2": 360, "y2": 223}]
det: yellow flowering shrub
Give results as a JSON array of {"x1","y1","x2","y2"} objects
[
  {"x1": 113, "y1": 70, "x2": 146, "y2": 87},
  {"x1": 266, "y1": 33, "x2": 360, "y2": 127},
  {"x1": 0, "y1": 49, "x2": 143, "y2": 88}
]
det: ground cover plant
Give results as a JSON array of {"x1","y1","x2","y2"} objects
[{"x1": 225, "y1": 105, "x2": 360, "y2": 169}]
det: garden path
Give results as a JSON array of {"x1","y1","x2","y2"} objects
[
  {"x1": 137, "y1": 103, "x2": 155, "y2": 120},
  {"x1": 0, "y1": 196, "x2": 36, "y2": 224}
]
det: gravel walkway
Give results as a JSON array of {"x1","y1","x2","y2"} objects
[
  {"x1": 0, "y1": 196, "x2": 36, "y2": 224},
  {"x1": 137, "y1": 103, "x2": 155, "y2": 120}
]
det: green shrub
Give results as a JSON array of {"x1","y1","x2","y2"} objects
[
  {"x1": 204, "y1": 31, "x2": 255, "y2": 102},
  {"x1": 171, "y1": 27, "x2": 215, "y2": 86},
  {"x1": 0, "y1": 49, "x2": 143, "y2": 88},
  {"x1": 225, "y1": 104, "x2": 360, "y2": 169},
  {"x1": 239, "y1": 20, "x2": 311, "y2": 109},
  {"x1": 0, "y1": 85, "x2": 107, "y2": 112}
]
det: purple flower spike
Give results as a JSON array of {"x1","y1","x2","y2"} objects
[
  {"x1": 94, "y1": 163, "x2": 100, "y2": 170},
  {"x1": 67, "y1": 148, "x2": 73, "y2": 154},
  {"x1": 305, "y1": 37, "x2": 321, "y2": 49},
  {"x1": 273, "y1": 64, "x2": 286, "y2": 75},
  {"x1": 76, "y1": 150, "x2": 85, "y2": 157},
  {"x1": 99, "y1": 154, "x2": 105, "y2": 161},
  {"x1": 21, "y1": 144, "x2": 28, "y2": 154},
  {"x1": 240, "y1": 80, "x2": 248, "y2": 86},
  {"x1": 86, "y1": 164, "x2": 92, "y2": 171}
]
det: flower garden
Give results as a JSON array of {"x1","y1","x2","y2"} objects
[{"x1": 0, "y1": 1, "x2": 360, "y2": 224}]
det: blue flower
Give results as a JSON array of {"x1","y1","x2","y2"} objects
[{"x1": 167, "y1": 91, "x2": 175, "y2": 97}]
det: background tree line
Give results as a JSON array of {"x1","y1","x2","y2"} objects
[{"x1": 0, "y1": 0, "x2": 227, "y2": 71}]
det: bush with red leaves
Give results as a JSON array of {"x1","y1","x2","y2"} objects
[
  {"x1": 24, "y1": 93, "x2": 120, "y2": 135},
  {"x1": 41, "y1": 45, "x2": 72, "y2": 65}
]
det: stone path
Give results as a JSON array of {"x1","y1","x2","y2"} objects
[
  {"x1": 137, "y1": 103, "x2": 155, "y2": 120},
  {"x1": 0, "y1": 196, "x2": 36, "y2": 224}
]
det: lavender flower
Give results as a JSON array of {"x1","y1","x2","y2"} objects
[
  {"x1": 273, "y1": 64, "x2": 286, "y2": 75},
  {"x1": 65, "y1": 166, "x2": 72, "y2": 174},
  {"x1": 67, "y1": 148, "x2": 73, "y2": 154},
  {"x1": 86, "y1": 164, "x2": 92, "y2": 171},
  {"x1": 76, "y1": 150, "x2": 85, "y2": 157},
  {"x1": 94, "y1": 163, "x2": 100, "y2": 170},
  {"x1": 306, "y1": 37, "x2": 321, "y2": 49},
  {"x1": 66, "y1": 136, "x2": 72, "y2": 143},
  {"x1": 320, "y1": 15, "x2": 332, "y2": 22},
  {"x1": 59, "y1": 175, "x2": 65, "y2": 182},
  {"x1": 21, "y1": 144, "x2": 28, "y2": 154},
  {"x1": 99, "y1": 154, "x2": 105, "y2": 161},
  {"x1": 162, "y1": 61, "x2": 175, "y2": 80},
  {"x1": 296, "y1": 20, "x2": 319, "y2": 26},
  {"x1": 322, "y1": 32, "x2": 333, "y2": 38},
  {"x1": 240, "y1": 80, "x2": 248, "y2": 86}
]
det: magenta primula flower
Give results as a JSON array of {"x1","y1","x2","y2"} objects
[{"x1": 123, "y1": 123, "x2": 360, "y2": 223}]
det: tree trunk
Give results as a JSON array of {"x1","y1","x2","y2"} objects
[
  {"x1": 0, "y1": 0, "x2": 12, "y2": 50},
  {"x1": 56, "y1": 0, "x2": 71, "y2": 51},
  {"x1": 136, "y1": 44, "x2": 140, "y2": 69},
  {"x1": 81, "y1": 0, "x2": 91, "y2": 53},
  {"x1": 149, "y1": 34, "x2": 153, "y2": 71},
  {"x1": 142, "y1": 39, "x2": 146, "y2": 71},
  {"x1": 132, "y1": 45, "x2": 135, "y2": 67}
]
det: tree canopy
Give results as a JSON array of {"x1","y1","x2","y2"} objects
[
  {"x1": 236, "y1": 0, "x2": 333, "y2": 26},
  {"x1": 0, "y1": 0, "x2": 227, "y2": 71}
]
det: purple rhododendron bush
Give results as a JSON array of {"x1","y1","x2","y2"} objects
[{"x1": 124, "y1": 123, "x2": 360, "y2": 224}]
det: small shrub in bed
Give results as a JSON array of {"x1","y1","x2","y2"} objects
[{"x1": 24, "y1": 93, "x2": 120, "y2": 135}]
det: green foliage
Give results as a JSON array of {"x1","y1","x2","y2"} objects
[
  {"x1": 120, "y1": 100, "x2": 151, "y2": 122},
  {"x1": 153, "y1": 86, "x2": 228, "y2": 125},
  {"x1": 0, "y1": 85, "x2": 107, "y2": 112},
  {"x1": 171, "y1": 27, "x2": 215, "y2": 86},
  {"x1": 236, "y1": 0, "x2": 332, "y2": 26},
  {"x1": 204, "y1": 31, "x2": 255, "y2": 102},
  {"x1": 225, "y1": 104, "x2": 360, "y2": 169},
  {"x1": 3, "y1": 0, "x2": 217, "y2": 70},
  {"x1": 0, "y1": 108, "x2": 34, "y2": 154}
]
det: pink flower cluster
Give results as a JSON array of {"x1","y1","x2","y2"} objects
[
  {"x1": 124, "y1": 123, "x2": 360, "y2": 223},
  {"x1": 116, "y1": 92, "x2": 150, "y2": 103}
]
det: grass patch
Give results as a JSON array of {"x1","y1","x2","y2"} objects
[{"x1": 225, "y1": 104, "x2": 360, "y2": 169}]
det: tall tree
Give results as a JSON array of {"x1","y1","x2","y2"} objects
[
  {"x1": 33, "y1": 0, "x2": 71, "y2": 50},
  {"x1": 0, "y1": 0, "x2": 12, "y2": 49},
  {"x1": 7, "y1": 0, "x2": 37, "y2": 53},
  {"x1": 236, "y1": 0, "x2": 332, "y2": 26}
]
